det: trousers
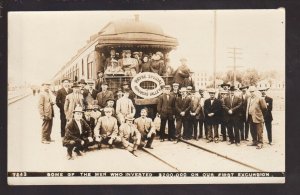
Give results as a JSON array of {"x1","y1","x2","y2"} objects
[{"x1": 41, "y1": 118, "x2": 53, "y2": 141}]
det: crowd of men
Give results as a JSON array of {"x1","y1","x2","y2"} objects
[{"x1": 38, "y1": 58, "x2": 273, "y2": 160}]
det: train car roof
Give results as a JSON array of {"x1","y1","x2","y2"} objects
[{"x1": 94, "y1": 18, "x2": 178, "y2": 48}]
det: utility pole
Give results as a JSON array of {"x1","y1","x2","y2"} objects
[
  {"x1": 227, "y1": 47, "x2": 243, "y2": 87},
  {"x1": 213, "y1": 10, "x2": 217, "y2": 89}
]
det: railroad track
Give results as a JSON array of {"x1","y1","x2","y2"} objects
[
  {"x1": 141, "y1": 138, "x2": 264, "y2": 172},
  {"x1": 8, "y1": 93, "x2": 31, "y2": 105}
]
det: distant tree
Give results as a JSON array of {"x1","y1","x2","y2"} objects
[{"x1": 242, "y1": 69, "x2": 260, "y2": 86}]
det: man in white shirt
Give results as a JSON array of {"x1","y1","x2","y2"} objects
[{"x1": 116, "y1": 88, "x2": 136, "y2": 124}]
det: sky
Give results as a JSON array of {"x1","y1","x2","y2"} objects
[{"x1": 8, "y1": 9, "x2": 285, "y2": 85}]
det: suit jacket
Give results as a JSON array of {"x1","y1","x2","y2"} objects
[
  {"x1": 263, "y1": 96, "x2": 273, "y2": 122},
  {"x1": 64, "y1": 93, "x2": 84, "y2": 121},
  {"x1": 83, "y1": 116, "x2": 96, "y2": 133},
  {"x1": 94, "y1": 116, "x2": 118, "y2": 138},
  {"x1": 134, "y1": 117, "x2": 156, "y2": 136},
  {"x1": 222, "y1": 95, "x2": 242, "y2": 121},
  {"x1": 119, "y1": 123, "x2": 141, "y2": 147},
  {"x1": 190, "y1": 96, "x2": 203, "y2": 119},
  {"x1": 96, "y1": 90, "x2": 114, "y2": 108},
  {"x1": 63, "y1": 119, "x2": 92, "y2": 146},
  {"x1": 56, "y1": 87, "x2": 73, "y2": 111},
  {"x1": 175, "y1": 96, "x2": 191, "y2": 118},
  {"x1": 84, "y1": 89, "x2": 99, "y2": 106},
  {"x1": 246, "y1": 95, "x2": 267, "y2": 123},
  {"x1": 95, "y1": 78, "x2": 105, "y2": 92},
  {"x1": 204, "y1": 98, "x2": 222, "y2": 125},
  {"x1": 157, "y1": 93, "x2": 176, "y2": 118},
  {"x1": 173, "y1": 65, "x2": 190, "y2": 87},
  {"x1": 38, "y1": 90, "x2": 54, "y2": 119}
]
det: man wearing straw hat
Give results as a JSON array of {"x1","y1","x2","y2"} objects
[
  {"x1": 63, "y1": 105, "x2": 93, "y2": 160},
  {"x1": 64, "y1": 82, "x2": 84, "y2": 122},
  {"x1": 38, "y1": 81, "x2": 55, "y2": 144},
  {"x1": 94, "y1": 107, "x2": 119, "y2": 149},
  {"x1": 118, "y1": 115, "x2": 141, "y2": 157}
]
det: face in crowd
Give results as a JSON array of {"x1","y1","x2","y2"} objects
[
  {"x1": 123, "y1": 92, "x2": 129, "y2": 98},
  {"x1": 98, "y1": 72, "x2": 104, "y2": 78},
  {"x1": 261, "y1": 91, "x2": 266, "y2": 97},
  {"x1": 140, "y1": 109, "x2": 148, "y2": 118},
  {"x1": 190, "y1": 91, "x2": 196, "y2": 98},
  {"x1": 43, "y1": 84, "x2": 51, "y2": 92},
  {"x1": 110, "y1": 49, "x2": 116, "y2": 57},
  {"x1": 209, "y1": 92, "x2": 215, "y2": 99},
  {"x1": 229, "y1": 90, "x2": 235, "y2": 96},
  {"x1": 107, "y1": 100, "x2": 114, "y2": 107},
  {"x1": 242, "y1": 89, "x2": 247, "y2": 94},
  {"x1": 164, "y1": 87, "x2": 171, "y2": 95},
  {"x1": 123, "y1": 84, "x2": 129, "y2": 89},
  {"x1": 173, "y1": 85, "x2": 179, "y2": 92},
  {"x1": 85, "y1": 110, "x2": 92, "y2": 118},
  {"x1": 125, "y1": 52, "x2": 131, "y2": 58},
  {"x1": 180, "y1": 59, "x2": 187, "y2": 66},
  {"x1": 73, "y1": 86, "x2": 80, "y2": 93},
  {"x1": 88, "y1": 83, "x2": 93, "y2": 90},
  {"x1": 220, "y1": 93, "x2": 226, "y2": 99},
  {"x1": 104, "y1": 107, "x2": 113, "y2": 117},
  {"x1": 62, "y1": 80, "x2": 70, "y2": 88},
  {"x1": 80, "y1": 83, "x2": 86, "y2": 89},
  {"x1": 143, "y1": 56, "x2": 149, "y2": 63},
  {"x1": 102, "y1": 84, "x2": 108, "y2": 91},
  {"x1": 74, "y1": 112, "x2": 83, "y2": 121},
  {"x1": 126, "y1": 119, "x2": 133, "y2": 125}
]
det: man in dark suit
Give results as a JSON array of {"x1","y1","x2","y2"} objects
[
  {"x1": 84, "y1": 80, "x2": 98, "y2": 106},
  {"x1": 246, "y1": 86, "x2": 268, "y2": 149},
  {"x1": 56, "y1": 77, "x2": 73, "y2": 137},
  {"x1": 218, "y1": 89, "x2": 229, "y2": 141},
  {"x1": 175, "y1": 87, "x2": 191, "y2": 141},
  {"x1": 259, "y1": 88, "x2": 273, "y2": 145},
  {"x1": 63, "y1": 106, "x2": 93, "y2": 160},
  {"x1": 222, "y1": 86, "x2": 243, "y2": 145},
  {"x1": 204, "y1": 88, "x2": 222, "y2": 143},
  {"x1": 173, "y1": 58, "x2": 191, "y2": 88},
  {"x1": 157, "y1": 85, "x2": 176, "y2": 141},
  {"x1": 83, "y1": 105, "x2": 96, "y2": 138},
  {"x1": 239, "y1": 86, "x2": 250, "y2": 141},
  {"x1": 96, "y1": 82, "x2": 114, "y2": 109},
  {"x1": 171, "y1": 83, "x2": 180, "y2": 99}
]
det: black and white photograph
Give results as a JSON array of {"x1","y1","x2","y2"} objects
[{"x1": 7, "y1": 10, "x2": 285, "y2": 184}]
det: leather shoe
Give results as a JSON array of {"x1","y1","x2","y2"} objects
[
  {"x1": 227, "y1": 141, "x2": 234, "y2": 145},
  {"x1": 247, "y1": 143, "x2": 257, "y2": 146},
  {"x1": 42, "y1": 140, "x2": 50, "y2": 144},
  {"x1": 236, "y1": 143, "x2": 241, "y2": 146},
  {"x1": 145, "y1": 145, "x2": 154, "y2": 149}
]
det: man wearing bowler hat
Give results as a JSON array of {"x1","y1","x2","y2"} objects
[
  {"x1": 189, "y1": 89, "x2": 202, "y2": 140},
  {"x1": 63, "y1": 105, "x2": 93, "y2": 160},
  {"x1": 246, "y1": 86, "x2": 267, "y2": 149},
  {"x1": 56, "y1": 77, "x2": 73, "y2": 137},
  {"x1": 38, "y1": 82, "x2": 55, "y2": 144},
  {"x1": 204, "y1": 88, "x2": 222, "y2": 143},
  {"x1": 64, "y1": 82, "x2": 84, "y2": 122},
  {"x1": 96, "y1": 81, "x2": 114, "y2": 109},
  {"x1": 259, "y1": 87, "x2": 273, "y2": 145},
  {"x1": 175, "y1": 87, "x2": 191, "y2": 141},
  {"x1": 157, "y1": 85, "x2": 176, "y2": 141},
  {"x1": 222, "y1": 86, "x2": 242, "y2": 145}
]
